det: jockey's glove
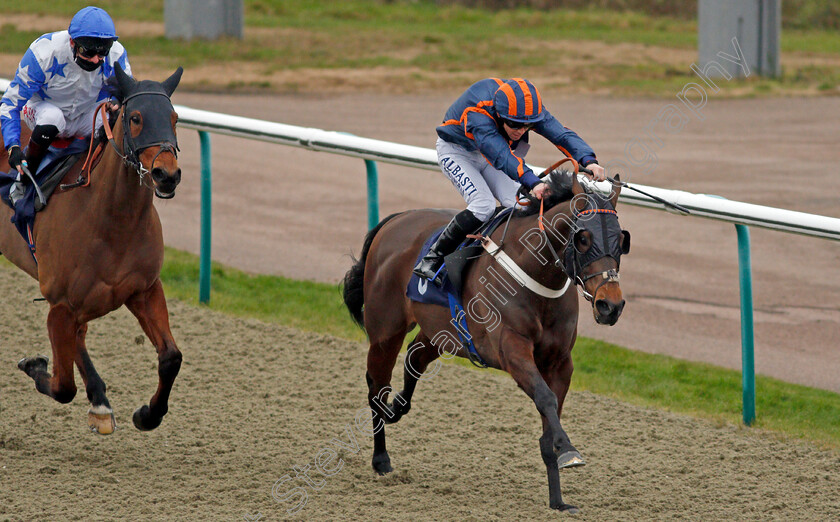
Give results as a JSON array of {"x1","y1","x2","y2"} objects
[{"x1": 7, "y1": 145, "x2": 25, "y2": 172}]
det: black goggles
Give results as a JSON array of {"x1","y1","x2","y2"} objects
[
  {"x1": 501, "y1": 119, "x2": 534, "y2": 130},
  {"x1": 75, "y1": 39, "x2": 113, "y2": 59}
]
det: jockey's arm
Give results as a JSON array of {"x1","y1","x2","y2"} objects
[
  {"x1": 466, "y1": 113, "x2": 542, "y2": 190},
  {"x1": 1, "y1": 48, "x2": 47, "y2": 152},
  {"x1": 533, "y1": 112, "x2": 605, "y2": 181}
]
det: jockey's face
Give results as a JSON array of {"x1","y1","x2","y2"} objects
[
  {"x1": 502, "y1": 121, "x2": 530, "y2": 141},
  {"x1": 71, "y1": 38, "x2": 110, "y2": 71}
]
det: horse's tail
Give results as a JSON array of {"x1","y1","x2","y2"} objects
[{"x1": 342, "y1": 212, "x2": 403, "y2": 329}]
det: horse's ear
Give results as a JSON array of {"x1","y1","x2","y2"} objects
[
  {"x1": 610, "y1": 173, "x2": 622, "y2": 209},
  {"x1": 571, "y1": 171, "x2": 583, "y2": 196},
  {"x1": 570, "y1": 173, "x2": 588, "y2": 213},
  {"x1": 162, "y1": 67, "x2": 184, "y2": 97},
  {"x1": 114, "y1": 62, "x2": 135, "y2": 96}
]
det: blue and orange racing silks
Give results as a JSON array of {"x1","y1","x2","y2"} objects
[{"x1": 435, "y1": 78, "x2": 597, "y2": 189}]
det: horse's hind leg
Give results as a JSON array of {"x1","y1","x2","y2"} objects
[
  {"x1": 384, "y1": 331, "x2": 439, "y2": 424},
  {"x1": 125, "y1": 280, "x2": 182, "y2": 431},
  {"x1": 74, "y1": 323, "x2": 116, "y2": 435},
  {"x1": 366, "y1": 329, "x2": 407, "y2": 475},
  {"x1": 18, "y1": 304, "x2": 77, "y2": 405}
]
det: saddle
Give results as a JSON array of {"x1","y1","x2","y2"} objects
[
  {"x1": 0, "y1": 136, "x2": 105, "y2": 257},
  {"x1": 406, "y1": 206, "x2": 514, "y2": 306}
]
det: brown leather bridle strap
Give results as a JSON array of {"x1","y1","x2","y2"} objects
[{"x1": 60, "y1": 103, "x2": 112, "y2": 191}]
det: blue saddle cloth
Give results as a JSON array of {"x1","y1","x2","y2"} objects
[
  {"x1": 406, "y1": 213, "x2": 512, "y2": 369},
  {"x1": 406, "y1": 207, "x2": 515, "y2": 307},
  {"x1": 406, "y1": 227, "x2": 455, "y2": 307},
  {"x1": 0, "y1": 139, "x2": 89, "y2": 257}
]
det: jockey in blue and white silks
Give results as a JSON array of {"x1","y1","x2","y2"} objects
[
  {"x1": 1, "y1": 6, "x2": 130, "y2": 203},
  {"x1": 413, "y1": 77, "x2": 606, "y2": 285}
]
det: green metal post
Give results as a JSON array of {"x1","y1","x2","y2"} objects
[
  {"x1": 735, "y1": 224, "x2": 756, "y2": 426},
  {"x1": 198, "y1": 131, "x2": 212, "y2": 304},
  {"x1": 365, "y1": 159, "x2": 379, "y2": 229}
]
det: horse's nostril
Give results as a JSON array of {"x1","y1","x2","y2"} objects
[
  {"x1": 595, "y1": 299, "x2": 613, "y2": 317},
  {"x1": 152, "y1": 167, "x2": 181, "y2": 186}
]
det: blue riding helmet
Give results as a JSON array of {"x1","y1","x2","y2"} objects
[
  {"x1": 493, "y1": 78, "x2": 545, "y2": 124},
  {"x1": 68, "y1": 6, "x2": 118, "y2": 41}
]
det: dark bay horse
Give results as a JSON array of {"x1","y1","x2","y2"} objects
[
  {"x1": 0, "y1": 64, "x2": 184, "y2": 434},
  {"x1": 342, "y1": 170, "x2": 630, "y2": 512}
]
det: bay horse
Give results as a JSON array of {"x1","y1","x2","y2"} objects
[
  {"x1": 0, "y1": 64, "x2": 184, "y2": 435},
  {"x1": 342, "y1": 169, "x2": 630, "y2": 512}
]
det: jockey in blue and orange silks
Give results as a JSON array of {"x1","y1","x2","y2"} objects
[
  {"x1": 1, "y1": 6, "x2": 131, "y2": 205},
  {"x1": 413, "y1": 77, "x2": 607, "y2": 284}
]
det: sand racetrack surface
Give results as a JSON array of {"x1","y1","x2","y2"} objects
[
  {"x1": 1, "y1": 267, "x2": 839, "y2": 521},
  {"x1": 0, "y1": 73, "x2": 839, "y2": 519}
]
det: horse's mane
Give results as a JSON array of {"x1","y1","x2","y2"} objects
[{"x1": 514, "y1": 169, "x2": 577, "y2": 217}]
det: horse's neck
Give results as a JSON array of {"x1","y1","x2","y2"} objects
[
  {"x1": 94, "y1": 119, "x2": 154, "y2": 219},
  {"x1": 502, "y1": 203, "x2": 575, "y2": 286}
]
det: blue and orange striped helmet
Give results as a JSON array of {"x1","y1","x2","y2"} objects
[{"x1": 493, "y1": 78, "x2": 545, "y2": 124}]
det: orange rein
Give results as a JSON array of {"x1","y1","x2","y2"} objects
[
  {"x1": 69, "y1": 102, "x2": 113, "y2": 190},
  {"x1": 523, "y1": 156, "x2": 579, "y2": 231}
]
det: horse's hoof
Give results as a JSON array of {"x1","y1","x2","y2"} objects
[
  {"x1": 383, "y1": 405, "x2": 405, "y2": 425},
  {"x1": 552, "y1": 503, "x2": 580, "y2": 514},
  {"x1": 17, "y1": 355, "x2": 48, "y2": 376},
  {"x1": 372, "y1": 454, "x2": 393, "y2": 475},
  {"x1": 132, "y1": 405, "x2": 163, "y2": 431},
  {"x1": 557, "y1": 450, "x2": 586, "y2": 469},
  {"x1": 88, "y1": 405, "x2": 116, "y2": 435}
]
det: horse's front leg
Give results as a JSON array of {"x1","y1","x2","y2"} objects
[
  {"x1": 18, "y1": 304, "x2": 78, "y2": 404},
  {"x1": 498, "y1": 327, "x2": 578, "y2": 512},
  {"x1": 74, "y1": 323, "x2": 117, "y2": 435},
  {"x1": 125, "y1": 279, "x2": 182, "y2": 431},
  {"x1": 537, "y1": 354, "x2": 583, "y2": 513},
  {"x1": 545, "y1": 354, "x2": 583, "y2": 468}
]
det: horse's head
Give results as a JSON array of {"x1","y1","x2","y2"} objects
[
  {"x1": 112, "y1": 63, "x2": 183, "y2": 198},
  {"x1": 565, "y1": 175, "x2": 631, "y2": 325}
]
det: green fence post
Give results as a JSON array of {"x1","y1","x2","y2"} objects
[
  {"x1": 364, "y1": 159, "x2": 379, "y2": 229},
  {"x1": 736, "y1": 224, "x2": 756, "y2": 425},
  {"x1": 199, "y1": 131, "x2": 212, "y2": 304},
  {"x1": 708, "y1": 195, "x2": 756, "y2": 425}
]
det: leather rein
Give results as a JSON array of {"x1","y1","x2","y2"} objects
[{"x1": 63, "y1": 92, "x2": 177, "y2": 191}]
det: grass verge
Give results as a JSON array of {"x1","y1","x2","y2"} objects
[
  {"x1": 3, "y1": 2, "x2": 840, "y2": 96},
  {"x1": 158, "y1": 247, "x2": 840, "y2": 450}
]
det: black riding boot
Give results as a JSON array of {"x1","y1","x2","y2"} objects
[
  {"x1": 24, "y1": 124, "x2": 59, "y2": 175},
  {"x1": 413, "y1": 209, "x2": 484, "y2": 285}
]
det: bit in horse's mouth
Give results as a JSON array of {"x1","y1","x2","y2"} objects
[{"x1": 155, "y1": 189, "x2": 175, "y2": 199}]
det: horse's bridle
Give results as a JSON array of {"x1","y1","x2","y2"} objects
[
  {"x1": 564, "y1": 208, "x2": 622, "y2": 303},
  {"x1": 102, "y1": 90, "x2": 179, "y2": 187}
]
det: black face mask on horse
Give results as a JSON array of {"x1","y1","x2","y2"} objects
[
  {"x1": 106, "y1": 63, "x2": 182, "y2": 198},
  {"x1": 564, "y1": 193, "x2": 631, "y2": 305}
]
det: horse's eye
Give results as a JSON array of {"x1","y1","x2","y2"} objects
[{"x1": 131, "y1": 115, "x2": 141, "y2": 125}]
